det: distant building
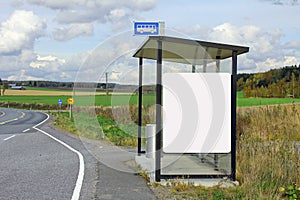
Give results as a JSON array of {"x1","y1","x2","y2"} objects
[
  {"x1": 11, "y1": 86, "x2": 26, "y2": 90},
  {"x1": 8, "y1": 84, "x2": 16, "y2": 88}
]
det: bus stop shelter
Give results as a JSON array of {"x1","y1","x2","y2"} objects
[{"x1": 133, "y1": 36, "x2": 249, "y2": 182}]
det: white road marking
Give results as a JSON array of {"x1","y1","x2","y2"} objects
[
  {"x1": 4, "y1": 135, "x2": 16, "y2": 141},
  {"x1": 0, "y1": 111, "x2": 6, "y2": 117},
  {"x1": 22, "y1": 128, "x2": 30, "y2": 133},
  {"x1": 33, "y1": 113, "x2": 85, "y2": 200},
  {"x1": 0, "y1": 112, "x2": 25, "y2": 125}
]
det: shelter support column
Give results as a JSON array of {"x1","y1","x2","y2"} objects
[
  {"x1": 216, "y1": 56, "x2": 221, "y2": 72},
  {"x1": 192, "y1": 46, "x2": 198, "y2": 73},
  {"x1": 155, "y1": 38, "x2": 163, "y2": 182},
  {"x1": 192, "y1": 65, "x2": 196, "y2": 73},
  {"x1": 203, "y1": 60, "x2": 207, "y2": 72},
  {"x1": 203, "y1": 47, "x2": 208, "y2": 72},
  {"x1": 138, "y1": 57, "x2": 144, "y2": 155},
  {"x1": 231, "y1": 50, "x2": 238, "y2": 181}
]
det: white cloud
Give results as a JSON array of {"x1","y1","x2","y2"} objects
[
  {"x1": 105, "y1": 9, "x2": 127, "y2": 22},
  {"x1": 37, "y1": 55, "x2": 62, "y2": 61},
  {"x1": 262, "y1": 0, "x2": 299, "y2": 5},
  {"x1": 52, "y1": 23, "x2": 94, "y2": 41},
  {"x1": 30, "y1": 55, "x2": 65, "y2": 68},
  {"x1": 54, "y1": 10, "x2": 100, "y2": 24},
  {"x1": 256, "y1": 56, "x2": 300, "y2": 72},
  {"x1": 27, "y1": 0, "x2": 83, "y2": 10},
  {"x1": 20, "y1": 49, "x2": 37, "y2": 63},
  {"x1": 72, "y1": 31, "x2": 146, "y2": 84},
  {"x1": 0, "y1": 49, "x2": 37, "y2": 72},
  {"x1": 284, "y1": 40, "x2": 300, "y2": 49},
  {"x1": 26, "y1": 0, "x2": 156, "y2": 40},
  {"x1": 27, "y1": 0, "x2": 156, "y2": 24},
  {"x1": 127, "y1": 0, "x2": 157, "y2": 10},
  {"x1": 0, "y1": 49, "x2": 73, "y2": 81},
  {"x1": 7, "y1": 69, "x2": 39, "y2": 81},
  {"x1": 173, "y1": 23, "x2": 300, "y2": 73},
  {"x1": 27, "y1": 0, "x2": 156, "y2": 11},
  {"x1": 0, "y1": 10, "x2": 46, "y2": 55}
]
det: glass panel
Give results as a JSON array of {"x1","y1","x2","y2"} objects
[
  {"x1": 161, "y1": 153, "x2": 231, "y2": 176},
  {"x1": 159, "y1": 59, "x2": 233, "y2": 177}
]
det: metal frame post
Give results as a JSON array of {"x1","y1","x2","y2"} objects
[
  {"x1": 138, "y1": 57, "x2": 144, "y2": 155},
  {"x1": 155, "y1": 38, "x2": 163, "y2": 182},
  {"x1": 203, "y1": 60, "x2": 207, "y2": 73},
  {"x1": 231, "y1": 51, "x2": 238, "y2": 181},
  {"x1": 192, "y1": 65, "x2": 196, "y2": 73},
  {"x1": 216, "y1": 56, "x2": 221, "y2": 72},
  {"x1": 203, "y1": 47, "x2": 208, "y2": 73}
]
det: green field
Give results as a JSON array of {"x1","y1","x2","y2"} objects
[
  {"x1": 25, "y1": 87, "x2": 71, "y2": 92},
  {"x1": 74, "y1": 94, "x2": 155, "y2": 106},
  {"x1": 1, "y1": 89, "x2": 300, "y2": 107},
  {"x1": 237, "y1": 91, "x2": 300, "y2": 107},
  {"x1": 0, "y1": 94, "x2": 156, "y2": 107},
  {"x1": 0, "y1": 95, "x2": 71, "y2": 105}
]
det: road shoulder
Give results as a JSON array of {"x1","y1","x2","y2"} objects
[{"x1": 45, "y1": 114, "x2": 158, "y2": 200}]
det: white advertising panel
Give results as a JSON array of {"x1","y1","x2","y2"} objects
[{"x1": 163, "y1": 73, "x2": 231, "y2": 153}]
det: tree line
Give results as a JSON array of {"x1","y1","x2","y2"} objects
[
  {"x1": 0, "y1": 80, "x2": 115, "y2": 89},
  {"x1": 237, "y1": 65, "x2": 300, "y2": 98},
  {"x1": 2, "y1": 64, "x2": 300, "y2": 98}
]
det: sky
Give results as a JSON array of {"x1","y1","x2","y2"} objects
[{"x1": 0, "y1": 0, "x2": 300, "y2": 84}]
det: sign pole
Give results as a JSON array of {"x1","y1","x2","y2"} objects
[
  {"x1": 67, "y1": 98, "x2": 74, "y2": 119},
  {"x1": 58, "y1": 99, "x2": 63, "y2": 112},
  {"x1": 69, "y1": 104, "x2": 72, "y2": 119}
]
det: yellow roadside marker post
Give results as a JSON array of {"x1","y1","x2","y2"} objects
[{"x1": 68, "y1": 98, "x2": 74, "y2": 118}]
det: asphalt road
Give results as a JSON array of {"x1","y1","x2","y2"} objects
[{"x1": 0, "y1": 108, "x2": 157, "y2": 200}]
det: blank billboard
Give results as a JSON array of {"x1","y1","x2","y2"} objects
[{"x1": 162, "y1": 73, "x2": 231, "y2": 153}]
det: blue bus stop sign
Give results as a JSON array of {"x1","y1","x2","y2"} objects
[
  {"x1": 134, "y1": 21, "x2": 162, "y2": 36},
  {"x1": 58, "y1": 99, "x2": 62, "y2": 105}
]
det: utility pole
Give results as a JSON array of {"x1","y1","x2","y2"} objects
[
  {"x1": 106, "y1": 72, "x2": 108, "y2": 106},
  {"x1": 104, "y1": 71, "x2": 119, "y2": 106}
]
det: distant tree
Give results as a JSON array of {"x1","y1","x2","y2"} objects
[
  {"x1": 1, "y1": 81, "x2": 8, "y2": 96},
  {"x1": 260, "y1": 86, "x2": 267, "y2": 97},
  {"x1": 291, "y1": 72, "x2": 296, "y2": 98},
  {"x1": 2, "y1": 81, "x2": 8, "y2": 95},
  {"x1": 237, "y1": 77, "x2": 244, "y2": 91},
  {"x1": 237, "y1": 65, "x2": 300, "y2": 98},
  {"x1": 243, "y1": 86, "x2": 251, "y2": 98},
  {"x1": 67, "y1": 83, "x2": 73, "y2": 88},
  {"x1": 245, "y1": 78, "x2": 254, "y2": 90}
]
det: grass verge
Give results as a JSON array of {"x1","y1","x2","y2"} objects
[{"x1": 50, "y1": 104, "x2": 299, "y2": 199}]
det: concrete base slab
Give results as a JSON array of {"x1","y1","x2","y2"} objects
[
  {"x1": 135, "y1": 154, "x2": 238, "y2": 187},
  {"x1": 159, "y1": 177, "x2": 239, "y2": 187}
]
